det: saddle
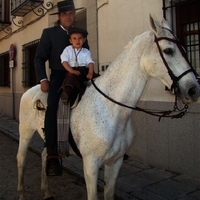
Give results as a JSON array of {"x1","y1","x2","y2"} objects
[{"x1": 62, "y1": 71, "x2": 100, "y2": 108}]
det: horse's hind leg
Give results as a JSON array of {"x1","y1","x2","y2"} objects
[
  {"x1": 17, "y1": 127, "x2": 35, "y2": 200},
  {"x1": 104, "y1": 157, "x2": 123, "y2": 200},
  {"x1": 83, "y1": 157, "x2": 100, "y2": 200},
  {"x1": 41, "y1": 148, "x2": 52, "y2": 199}
]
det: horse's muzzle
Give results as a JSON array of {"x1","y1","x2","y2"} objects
[{"x1": 181, "y1": 85, "x2": 200, "y2": 104}]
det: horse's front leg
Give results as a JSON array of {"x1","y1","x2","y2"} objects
[
  {"x1": 41, "y1": 148, "x2": 52, "y2": 199},
  {"x1": 83, "y1": 156, "x2": 100, "y2": 200},
  {"x1": 104, "y1": 157, "x2": 123, "y2": 200}
]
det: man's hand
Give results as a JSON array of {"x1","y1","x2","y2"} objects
[{"x1": 40, "y1": 80, "x2": 49, "y2": 92}]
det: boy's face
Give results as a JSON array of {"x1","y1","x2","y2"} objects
[{"x1": 69, "y1": 33, "x2": 86, "y2": 49}]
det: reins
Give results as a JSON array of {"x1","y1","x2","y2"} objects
[
  {"x1": 91, "y1": 29, "x2": 198, "y2": 121},
  {"x1": 91, "y1": 79, "x2": 187, "y2": 121}
]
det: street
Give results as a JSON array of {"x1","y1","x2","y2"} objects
[
  {"x1": 0, "y1": 131, "x2": 104, "y2": 200},
  {"x1": 1, "y1": 113, "x2": 200, "y2": 200}
]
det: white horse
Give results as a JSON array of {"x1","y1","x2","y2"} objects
[{"x1": 17, "y1": 15, "x2": 200, "y2": 200}]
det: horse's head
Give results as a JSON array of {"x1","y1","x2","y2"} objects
[{"x1": 143, "y1": 15, "x2": 200, "y2": 104}]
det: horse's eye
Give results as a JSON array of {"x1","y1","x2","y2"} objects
[{"x1": 163, "y1": 48, "x2": 174, "y2": 55}]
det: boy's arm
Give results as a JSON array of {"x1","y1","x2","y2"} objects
[
  {"x1": 86, "y1": 62, "x2": 94, "y2": 80},
  {"x1": 62, "y1": 61, "x2": 81, "y2": 76}
]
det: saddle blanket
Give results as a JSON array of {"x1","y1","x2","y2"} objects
[{"x1": 57, "y1": 99, "x2": 70, "y2": 157}]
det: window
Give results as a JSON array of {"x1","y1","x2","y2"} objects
[
  {"x1": 163, "y1": 0, "x2": 200, "y2": 73},
  {"x1": 0, "y1": 52, "x2": 10, "y2": 87},
  {"x1": 22, "y1": 40, "x2": 39, "y2": 87},
  {"x1": 99, "y1": 63, "x2": 110, "y2": 75},
  {"x1": 0, "y1": 0, "x2": 10, "y2": 23}
]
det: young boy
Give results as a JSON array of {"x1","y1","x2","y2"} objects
[{"x1": 60, "y1": 27, "x2": 94, "y2": 104}]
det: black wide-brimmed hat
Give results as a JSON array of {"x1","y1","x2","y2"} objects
[
  {"x1": 50, "y1": 0, "x2": 83, "y2": 15},
  {"x1": 68, "y1": 27, "x2": 88, "y2": 37}
]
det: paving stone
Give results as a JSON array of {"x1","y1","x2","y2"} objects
[
  {"x1": 187, "y1": 190, "x2": 200, "y2": 200},
  {"x1": 135, "y1": 168, "x2": 175, "y2": 182},
  {"x1": 115, "y1": 188, "x2": 139, "y2": 200},
  {"x1": 119, "y1": 163, "x2": 142, "y2": 177},
  {"x1": 116, "y1": 174, "x2": 153, "y2": 193},
  {"x1": 146, "y1": 179, "x2": 195, "y2": 200},
  {"x1": 173, "y1": 174, "x2": 200, "y2": 189},
  {"x1": 124, "y1": 160, "x2": 151, "y2": 170},
  {"x1": 178, "y1": 195, "x2": 198, "y2": 200},
  {"x1": 131, "y1": 188, "x2": 167, "y2": 200}
]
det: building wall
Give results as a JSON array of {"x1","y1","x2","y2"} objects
[
  {"x1": 97, "y1": 0, "x2": 171, "y2": 102},
  {"x1": 97, "y1": 0, "x2": 163, "y2": 63},
  {"x1": 0, "y1": 0, "x2": 98, "y2": 119}
]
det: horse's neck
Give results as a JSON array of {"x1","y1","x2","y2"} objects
[{"x1": 97, "y1": 32, "x2": 150, "y2": 107}]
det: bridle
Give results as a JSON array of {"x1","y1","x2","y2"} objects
[
  {"x1": 91, "y1": 29, "x2": 198, "y2": 121},
  {"x1": 154, "y1": 27, "x2": 198, "y2": 91}
]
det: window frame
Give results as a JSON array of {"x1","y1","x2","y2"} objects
[
  {"x1": 22, "y1": 39, "x2": 39, "y2": 87},
  {"x1": 162, "y1": 0, "x2": 200, "y2": 73},
  {"x1": 0, "y1": 51, "x2": 10, "y2": 87},
  {"x1": 0, "y1": 0, "x2": 10, "y2": 23}
]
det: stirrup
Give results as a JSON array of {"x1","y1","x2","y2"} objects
[
  {"x1": 60, "y1": 92, "x2": 69, "y2": 105},
  {"x1": 71, "y1": 93, "x2": 80, "y2": 109}
]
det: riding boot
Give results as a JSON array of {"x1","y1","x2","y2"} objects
[
  {"x1": 47, "y1": 147, "x2": 53, "y2": 156},
  {"x1": 46, "y1": 147, "x2": 62, "y2": 176},
  {"x1": 60, "y1": 85, "x2": 73, "y2": 105}
]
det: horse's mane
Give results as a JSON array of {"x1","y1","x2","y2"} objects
[
  {"x1": 124, "y1": 31, "x2": 151, "y2": 50},
  {"x1": 124, "y1": 40, "x2": 134, "y2": 50}
]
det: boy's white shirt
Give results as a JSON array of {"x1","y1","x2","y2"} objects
[{"x1": 60, "y1": 45, "x2": 94, "y2": 67}]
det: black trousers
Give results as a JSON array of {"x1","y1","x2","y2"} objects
[
  {"x1": 44, "y1": 70, "x2": 66, "y2": 152},
  {"x1": 63, "y1": 67, "x2": 89, "y2": 91}
]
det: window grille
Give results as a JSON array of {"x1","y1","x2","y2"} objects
[
  {"x1": 162, "y1": 0, "x2": 200, "y2": 74},
  {"x1": 22, "y1": 39, "x2": 39, "y2": 87},
  {"x1": 99, "y1": 63, "x2": 110, "y2": 75},
  {"x1": 0, "y1": 52, "x2": 10, "y2": 87},
  {"x1": 11, "y1": 0, "x2": 44, "y2": 17}
]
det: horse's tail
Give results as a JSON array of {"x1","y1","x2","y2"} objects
[{"x1": 69, "y1": 129, "x2": 82, "y2": 158}]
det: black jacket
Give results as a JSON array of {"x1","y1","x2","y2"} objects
[{"x1": 35, "y1": 25, "x2": 89, "y2": 82}]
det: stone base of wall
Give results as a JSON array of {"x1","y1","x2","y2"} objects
[{"x1": 128, "y1": 100, "x2": 200, "y2": 179}]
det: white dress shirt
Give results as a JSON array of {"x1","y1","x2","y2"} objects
[{"x1": 60, "y1": 45, "x2": 94, "y2": 67}]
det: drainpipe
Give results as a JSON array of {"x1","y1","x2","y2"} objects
[
  {"x1": 9, "y1": 44, "x2": 15, "y2": 119},
  {"x1": 11, "y1": 67, "x2": 15, "y2": 119},
  {"x1": 96, "y1": 0, "x2": 108, "y2": 73}
]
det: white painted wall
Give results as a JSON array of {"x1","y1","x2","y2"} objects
[{"x1": 97, "y1": 0, "x2": 176, "y2": 102}]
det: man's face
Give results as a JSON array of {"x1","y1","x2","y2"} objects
[{"x1": 58, "y1": 10, "x2": 75, "y2": 30}]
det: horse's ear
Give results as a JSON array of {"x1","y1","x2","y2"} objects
[
  {"x1": 149, "y1": 14, "x2": 156, "y2": 32},
  {"x1": 161, "y1": 18, "x2": 171, "y2": 30},
  {"x1": 149, "y1": 14, "x2": 160, "y2": 33}
]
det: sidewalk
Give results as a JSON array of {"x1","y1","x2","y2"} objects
[{"x1": 0, "y1": 114, "x2": 200, "y2": 200}]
